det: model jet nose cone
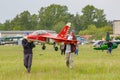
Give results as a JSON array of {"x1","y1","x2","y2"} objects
[{"x1": 66, "y1": 22, "x2": 71, "y2": 27}]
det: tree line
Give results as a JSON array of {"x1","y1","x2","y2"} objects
[{"x1": 0, "y1": 4, "x2": 112, "y2": 39}]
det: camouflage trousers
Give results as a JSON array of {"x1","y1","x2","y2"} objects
[{"x1": 65, "y1": 52, "x2": 74, "y2": 68}]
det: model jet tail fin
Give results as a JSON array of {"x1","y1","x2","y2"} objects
[{"x1": 57, "y1": 22, "x2": 71, "y2": 39}]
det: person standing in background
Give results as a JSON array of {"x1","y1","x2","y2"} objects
[
  {"x1": 75, "y1": 42, "x2": 79, "y2": 55},
  {"x1": 107, "y1": 40, "x2": 113, "y2": 54},
  {"x1": 60, "y1": 42, "x2": 65, "y2": 55}
]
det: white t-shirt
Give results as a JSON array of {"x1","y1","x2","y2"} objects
[{"x1": 65, "y1": 34, "x2": 73, "y2": 53}]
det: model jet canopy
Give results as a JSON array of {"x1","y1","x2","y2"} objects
[{"x1": 31, "y1": 30, "x2": 48, "y2": 35}]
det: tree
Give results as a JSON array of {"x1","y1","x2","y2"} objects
[
  {"x1": 94, "y1": 9, "x2": 108, "y2": 28},
  {"x1": 80, "y1": 5, "x2": 96, "y2": 29},
  {"x1": 18, "y1": 11, "x2": 31, "y2": 30},
  {"x1": 79, "y1": 24, "x2": 112, "y2": 40},
  {"x1": 7, "y1": 11, "x2": 39, "y2": 30},
  {"x1": 79, "y1": 24, "x2": 97, "y2": 35},
  {"x1": 80, "y1": 5, "x2": 108, "y2": 30},
  {"x1": 11, "y1": 11, "x2": 33, "y2": 30},
  {"x1": 38, "y1": 4, "x2": 70, "y2": 30},
  {"x1": 30, "y1": 14, "x2": 39, "y2": 30},
  {"x1": 72, "y1": 13, "x2": 82, "y2": 34},
  {"x1": 53, "y1": 21, "x2": 65, "y2": 33},
  {"x1": 11, "y1": 15, "x2": 24, "y2": 30},
  {"x1": 4, "y1": 20, "x2": 12, "y2": 30},
  {"x1": 0, "y1": 23, "x2": 4, "y2": 30}
]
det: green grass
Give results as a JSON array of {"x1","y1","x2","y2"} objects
[{"x1": 0, "y1": 44, "x2": 120, "y2": 80}]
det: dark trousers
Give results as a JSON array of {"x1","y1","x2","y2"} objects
[
  {"x1": 107, "y1": 47, "x2": 112, "y2": 54},
  {"x1": 61, "y1": 49, "x2": 65, "y2": 55},
  {"x1": 24, "y1": 54, "x2": 33, "y2": 72}
]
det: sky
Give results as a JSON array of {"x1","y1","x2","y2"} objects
[{"x1": 0, "y1": 0, "x2": 120, "y2": 23}]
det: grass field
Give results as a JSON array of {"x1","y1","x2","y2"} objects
[{"x1": 0, "y1": 44, "x2": 120, "y2": 80}]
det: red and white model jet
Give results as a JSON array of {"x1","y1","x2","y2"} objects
[{"x1": 27, "y1": 23, "x2": 77, "y2": 51}]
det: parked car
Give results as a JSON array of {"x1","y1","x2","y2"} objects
[{"x1": 76, "y1": 36, "x2": 88, "y2": 45}]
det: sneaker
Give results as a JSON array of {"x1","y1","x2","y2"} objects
[
  {"x1": 66, "y1": 61, "x2": 69, "y2": 67},
  {"x1": 27, "y1": 69, "x2": 30, "y2": 73},
  {"x1": 69, "y1": 66, "x2": 73, "y2": 69}
]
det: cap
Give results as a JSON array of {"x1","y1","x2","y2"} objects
[{"x1": 24, "y1": 32, "x2": 29, "y2": 35}]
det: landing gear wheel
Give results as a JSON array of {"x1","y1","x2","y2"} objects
[
  {"x1": 42, "y1": 46, "x2": 46, "y2": 50},
  {"x1": 55, "y1": 47, "x2": 58, "y2": 51}
]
